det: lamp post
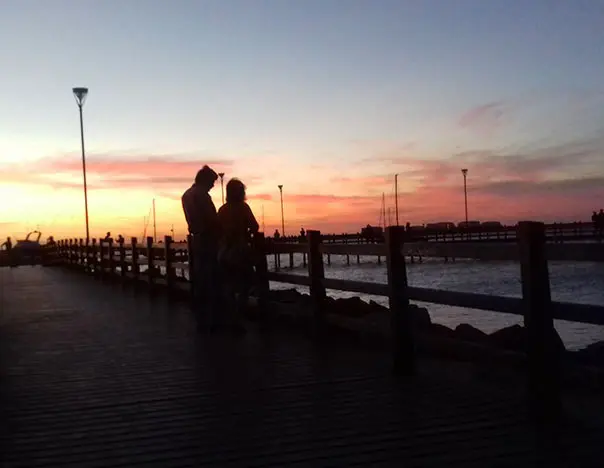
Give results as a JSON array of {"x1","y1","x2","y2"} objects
[
  {"x1": 278, "y1": 184, "x2": 285, "y2": 237},
  {"x1": 73, "y1": 87, "x2": 90, "y2": 241},
  {"x1": 394, "y1": 173, "x2": 399, "y2": 226},
  {"x1": 218, "y1": 172, "x2": 225, "y2": 205},
  {"x1": 461, "y1": 168, "x2": 468, "y2": 225}
]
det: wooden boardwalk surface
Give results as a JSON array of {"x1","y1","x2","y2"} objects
[{"x1": 1, "y1": 267, "x2": 603, "y2": 467}]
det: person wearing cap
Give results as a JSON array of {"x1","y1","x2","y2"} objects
[{"x1": 182, "y1": 165, "x2": 221, "y2": 330}]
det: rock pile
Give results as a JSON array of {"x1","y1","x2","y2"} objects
[{"x1": 266, "y1": 288, "x2": 604, "y2": 366}]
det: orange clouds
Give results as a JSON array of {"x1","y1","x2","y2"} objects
[{"x1": 1, "y1": 133, "x2": 603, "y2": 241}]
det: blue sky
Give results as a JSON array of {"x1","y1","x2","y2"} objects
[{"x1": 1, "y1": 0, "x2": 604, "y2": 237}]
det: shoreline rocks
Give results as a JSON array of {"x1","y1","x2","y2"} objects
[{"x1": 266, "y1": 288, "x2": 602, "y2": 368}]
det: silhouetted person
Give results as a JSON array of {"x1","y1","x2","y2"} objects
[
  {"x1": 598, "y1": 209, "x2": 604, "y2": 236},
  {"x1": 117, "y1": 234, "x2": 124, "y2": 244},
  {"x1": 300, "y1": 227, "x2": 306, "y2": 239},
  {"x1": 2, "y1": 236, "x2": 12, "y2": 251},
  {"x1": 217, "y1": 178, "x2": 259, "y2": 334},
  {"x1": 182, "y1": 165, "x2": 220, "y2": 330},
  {"x1": 104, "y1": 232, "x2": 112, "y2": 242},
  {"x1": 2, "y1": 237, "x2": 15, "y2": 267},
  {"x1": 274, "y1": 229, "x2": 281, "y2": 240}
]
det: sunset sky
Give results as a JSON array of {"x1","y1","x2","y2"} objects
[{"x1": 1, "y1": 0, "x2": 604, "y2": 241}]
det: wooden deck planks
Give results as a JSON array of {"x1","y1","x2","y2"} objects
[{"x1": 1, "y1": 266, "x2": 603, "y2": 467}]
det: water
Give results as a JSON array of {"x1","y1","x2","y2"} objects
[{"x1": 265, "y1": 254, "x2": 604, "y2": 351}]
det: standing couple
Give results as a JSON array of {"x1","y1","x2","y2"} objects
[{"x1": 182, "y1": 165, "x2": 259, "y2": 334}]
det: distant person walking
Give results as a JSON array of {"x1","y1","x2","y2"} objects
[
  {"x1": 182, "y1": 165, "x2": 220, "y2": 330},
  {"x1": 216, "y1": 178, "x2": 259, "y2": 334},
  {"x1": 1, "y1": 237, "x2": 15, "y2": 267}
]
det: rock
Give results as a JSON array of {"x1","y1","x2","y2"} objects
[
  {"x1": 268, "y1": 288, "x2": 303, "y2": 303},
  {"x1": 410, "y1": 304, "x2": 432, "y2": 328},
  {"x1": 330, "y1": 297, "x2": 371, "y2": 318},
  {"x1": 425, "y1": 323, "x2": 456, "y2": 339},
  {"x1": 573, "y1": 341, "x2": 604, "y2": 366},
  {"x1": 488, "y1": 324, "x2": 565, "y2": 354},
  {"x1": 369, "y1": 300, "x2": 388, "y2": 314},
  {"x1": 454, "y1": 324, "x2": 488, "y2": 344}
]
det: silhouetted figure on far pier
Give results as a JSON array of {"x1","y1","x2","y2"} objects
[
  {"x1": 593, "y1": 210, "x2": 604, "y2": 237},
  {"x1": 273, "y1": 229, "x2": 281, "y2": 240},
  {"x1": 182, "y1": 165, "x2": 220, "y2": 331},
  {"x1": 217, "y1": 178, "x2": 259, "y2": 335}
]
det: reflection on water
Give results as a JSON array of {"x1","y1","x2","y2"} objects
[{"x1": 266, "y1": 254, "x2": 604, "y2": 350}]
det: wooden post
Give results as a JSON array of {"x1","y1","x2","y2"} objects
[
  {"x1": 84, "y1": 238, "x2": 90, "y2": 273},
  {"x1": 253, "y1": 233, "x2": 270, "y2": 315},
  {"x1": 119, "y1": 237, "x2": 127, "y2": 281},
  {"x1": 131, "y1": 237, "x2": 139, "y2": 283},
  {"x1": 79, "y1": 238, "x2": 84, "y2": 268},
  {"x1": 164, "y1": 235, "x2": 175, "y2": 295},
  {"x1": 186, "y1": 235, "x2": 195, "y2": 305},
  {"x1": 68, "y1": 239, "x2": 73, "y2": 265},
  {"x1": 302, "y1": 252, "x2": 307, "y2": 268},
  {"x1": 289, "y1": 251, "x2": 294, "y2": 269},
  {"x1": 307, "y1": 230, "x2": 326, "y2": 334},
  {"x1": 146, "y1": 236, "x2": 155, "y2": 292},
  {"x1": 91, "y1": 239, "x2": 98, "y2": 276},
  {"x1": 385, "y1": 226, "x2": 415, "y2": 376},
  {"x1": 518, "y1": 221, "x2": 560, "y2": 420},
  {"x1": 107, "y1": 238, "x2": 114, "y2": 278},
  {"x1": 98, "y1": 239, "x2": 106, "y2": 281}
]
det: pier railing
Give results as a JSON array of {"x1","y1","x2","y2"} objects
[
  {"x1": 54, "y1": 221, "x2": 604, "y2": 417},
  {"x1": 276, "y1": 221, "x2": 600, "y2": 244}
]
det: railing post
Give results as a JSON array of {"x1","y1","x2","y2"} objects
[
  {"x1": 164, "y1": 235, "x2": 174, "y2": 296},
  {"x1": 91, "y1": 239, "x2": 98, "y2": 277},
  {"x1": 131, "y1": 237, "x2": 139, "y2": 284},
  {"x1": 68, "y1": 239, "x2": 73, "y2": 265},
  {"x1": 518, "y1": 221, "x2": 561, "y2": 420},
  {"x1": 99, "y1": 239, "x2": 106, "y2": 281},
  {"x1": 106, "y1": 238, "x2": 114, "y2": 278},
  {"x1": 146, "y1": 236, "x2": 155, "y2": 293},
  {"x1": 385, "y1": 226, "x2": 415, "y2": 376},
  {"x1": 119, "y1": 237, "x2": 126, "y2": 281},
  {"x1": 307, "y1": 230, "x2": 326, "y2": 335},
  {"x1": 187, "y1": 234, "x2": 195, "y2": 307},
  {"x1": 78, "y1": 238, "x2": 84, "y2": 268},
  {"x1": 84, "y1": 238, "x2": 90, "y2": 273},
  {"x1": 253, "y1": 233, "x2": 270, "y2": 314}
]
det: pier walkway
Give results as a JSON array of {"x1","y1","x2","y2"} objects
[{"x1": 1, "y1": 267, "x2": 603, "y2": 467}]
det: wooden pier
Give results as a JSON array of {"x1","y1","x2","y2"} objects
[{"x1": 2, "y1": 222, "x2": 604, "y2": 466}]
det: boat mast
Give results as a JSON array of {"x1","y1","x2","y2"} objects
[
  {"x1": 152, "y1": 198, "x2": 157, "y2": 244},
  {"x1": 262, "y1": 205, "x2": 265, "y2": 234},
  {"x1": 381, "y1": 193, "x2": 386, "y2": 230}
]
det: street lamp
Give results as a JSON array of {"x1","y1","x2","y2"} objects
[
  {"x1": 394, "y1": 173, "x2": 399, "y2": 226},
  {"x1": 461, "y1": 168, "x2": 468, "y2": 225},
  {"x1": 278, "y1": 184, "x2": 285, "y2": 237},
  {"x1": 73, "y1": 87, "x2": 90, "y2": 241},
  {"x1": 218, "y1": 172, "x2": 225, "y2": 205}
]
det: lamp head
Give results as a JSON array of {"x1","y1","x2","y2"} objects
[
  {"x1": 278, "y1": 184, "x2": 283, "y2": 190},
  {"x1": 218, "y1": 172, "x2": 225, "y2": 179},
  {"x1": 72, "y1": 87, "x2": 89, "y2": 107},
  {"x1": 461, "y1": 168, "x2": 468, "y2": 176}
]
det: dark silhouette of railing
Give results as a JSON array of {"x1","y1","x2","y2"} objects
[{"x1": 274, "y1": 221, "x2": 600, "y2": 244}]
